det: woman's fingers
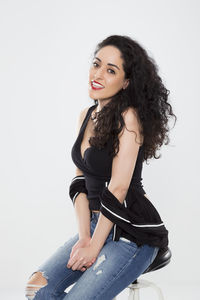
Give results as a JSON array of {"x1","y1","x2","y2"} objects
[
  {"x1": 71, "y1": 259, "x2": 84, "y2": 271},
  {"x1": 80, "y1": 260, "x2": 94, "y2": 271},
  {"x1": 68, "y1": 248, "x2": 97, "y2": 271},
  {"x1": 70, "y1": 242, "x2": 81, "y2": 258},
  {"x1": 70, "y1": 246, "x2": 77, "y2": 258},
  {"x1": 75, "y1": 259, "x2": 94, "y2": 272}
]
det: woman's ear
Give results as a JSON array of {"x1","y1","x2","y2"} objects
[{"x1": 123, "y1": 79, "x2": 130, "y2": 90}]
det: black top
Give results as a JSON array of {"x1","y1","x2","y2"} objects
[
  {"x1": 71, "y1": 104, "x2": 146, "y2": 209},
  {"x1": 71, "y1": 104, "x2": 169, "y2": 249}
]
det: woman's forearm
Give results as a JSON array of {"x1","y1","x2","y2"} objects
[
  {"x1": 90, "y1": 212, "x2": 114, "y2": 252},
  {"x1": 90, "y1": 187, "x2": 127, "y2": 253},
  {"x1": 74, "y1": 192, "x2": 91, "y2": 239}
]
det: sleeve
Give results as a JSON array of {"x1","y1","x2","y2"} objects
[
  {"x1": 99, "y1": 186, "x2": 169, "y2": 248},
  {"x1": 69, "y1": 175, "x2": 88, "y2": 206}
]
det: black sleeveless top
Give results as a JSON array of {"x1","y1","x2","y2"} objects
[
  {"x1": 71, "y1": 104, "x2": 146, "y2": 211},
  {"x1": 71, "y1": 104, "x2": 169, "y2": 249}
]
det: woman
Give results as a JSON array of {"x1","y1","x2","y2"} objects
[{"x1": 25, "y1": 35, "x2": 176, "y2": 300}]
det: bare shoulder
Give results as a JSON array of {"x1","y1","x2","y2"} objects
[
  {"x1": 76, "y1": 106, "x2": 90, "y2": 135},
  {"x1": 74, "y1": 106, "x2": 91, "y2": 176},
  {"x1": 79, "y1": 106, "x2": 90, "y2": 123},
  {"x1": 121, "y1": 107, "x2": 143, "y2": 143},
  {"x1": 80, "y1": 106, "x2": 91, "y2": 116},
  {"x1": 121, "y1": 107, "x2": 141, "y2": 129}
]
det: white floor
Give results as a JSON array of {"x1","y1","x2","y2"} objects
[{"x1": 1, "y1": 283, "x2": 200, "y2": 300}]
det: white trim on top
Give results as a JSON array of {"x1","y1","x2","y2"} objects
[
  {"x1": 71, "y1": 176, "x2": 85, "y2": 182},
  {"x1": 72, "y1": 192, "x2": 80, "y2": 204},
  {"x1": 101, "y1": 203, "x2": 164, "y2": 228}
]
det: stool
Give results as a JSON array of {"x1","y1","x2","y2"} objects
[{"x1": 113, "y1": 247, "x2": 172, "y2": 300}]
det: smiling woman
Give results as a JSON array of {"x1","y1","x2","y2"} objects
[
  {"x1": 25, "y1": 34, "x2": 176, "y2": 300},
  {"x1": 88, "y1": 45, "x2": 129, "y2": 102}
]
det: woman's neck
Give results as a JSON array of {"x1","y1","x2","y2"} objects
[{"x1": 95, "y1": 98, "x2": 111, "y2": 113}]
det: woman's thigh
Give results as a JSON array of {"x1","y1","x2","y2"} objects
[
  {"x1": 26, "y1": 233, "x2": 85, "y2": 299},
  {"x1": 65, "y1": 237, "x2": 159, "y2": 300},
  {"x1": 25, "y1": 214, "x2": 107, "y2": 300}
]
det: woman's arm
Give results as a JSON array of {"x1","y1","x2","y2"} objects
[
  {"x1": 74, "y1": 193, "x2": 91, "y2": 239},
  {"x1": 90, "y1": 107, "x2": 142, "y2": 252},
  {"x1": 73, "y1": 106, "x2": 91, "y2": 239},
  {"x1": 74, "y1": 168, "x2": 91, "y2": 239}
]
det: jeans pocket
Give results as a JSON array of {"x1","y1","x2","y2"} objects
[{"x1": 118, "y1": 237, "x2": 138, "y2": 253}]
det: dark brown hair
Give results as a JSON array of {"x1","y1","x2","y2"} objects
[{"x1": 89, "y1": 35, "x2": 177, "y2": 163}]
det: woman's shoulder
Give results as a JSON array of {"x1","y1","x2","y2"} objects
[
  {"x1": 76, "y1": 104, "x2": 96, "y2": 134},
  {"x1": 121, "y1": 107, "x2": 142, "y2": 129},
  {"x1": 121, "y1": 106, "x2": 139, "y2": 121},
  {"x1": 79, "y1": 104, "x2": 96, "y2": 121},
  {"x1": 121, "y1": 106, "x2": 144, "y2": 144},
  {"x1": 76, "y1": 106, "x2": 89, "y2": 135},
  {"x1": 79, "y1": 106, "x2": 90, "y2": 121}
]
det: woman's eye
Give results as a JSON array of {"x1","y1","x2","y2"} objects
[
  {"x1": 108, "y1": 69, "x2": 115, "y2": 74},
  {"x1": 92, "y1": 62, "x2": 115, "y2": 74}
]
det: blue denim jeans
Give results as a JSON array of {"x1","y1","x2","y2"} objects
[{"x1": 26, "y1": 211, "x2": 159, "y2": 300}]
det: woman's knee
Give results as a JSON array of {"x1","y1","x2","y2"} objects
[{"x1": 25, "y1": 271, "x2": 48, "y2": 299}]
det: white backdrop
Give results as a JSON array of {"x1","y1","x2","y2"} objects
[{"x1": 0, "y1": 0, "x2": 199, "y2": 299}]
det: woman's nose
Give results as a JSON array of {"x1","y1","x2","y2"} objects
[{"x1": 94, "y1": 67, "x2": 104, "y2": 79}]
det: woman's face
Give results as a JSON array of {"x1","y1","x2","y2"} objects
[{"x1": 88, "y1": 45, "x2": 129, "y2": 101}]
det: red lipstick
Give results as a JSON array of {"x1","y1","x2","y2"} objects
[{"x1": 91, "y1": 80, "x2": 104, "y2": 90}]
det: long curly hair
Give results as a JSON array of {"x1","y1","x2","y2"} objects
[{"x1": 89, "y1": 35, "x2": 177, "y2": 163}]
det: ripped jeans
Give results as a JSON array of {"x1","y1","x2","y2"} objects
[{"x1": 25, "y1": 211, "x2": 159, "y2": 300}]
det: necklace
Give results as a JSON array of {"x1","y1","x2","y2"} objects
[
  {"x1": 91, "y1": 113, "x2": 97, "y2": 121},
  {"x1": 90, "y1": 109, "x2": 98, "y2": 122}
]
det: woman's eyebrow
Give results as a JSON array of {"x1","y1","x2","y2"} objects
[{"x1": 94, "y1": 57, "x2": 120, "y2": 70}]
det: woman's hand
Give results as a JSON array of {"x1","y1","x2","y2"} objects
[
  {"x1": 67, "y1": 244, "x2": 99, "y2": 272},
  {"x1": 69, "y1": 237, "x2": 96, "y2": 271},
  {"x1": 70, "y1": 237, "x2": 91, "y2": 259}
]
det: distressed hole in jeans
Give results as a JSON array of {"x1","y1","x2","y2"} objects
[
  {"x1": 25, "y1": 271, "x2": 48, "y2": 300},
  {"x1": 93, "y1": 254, "x2": 106, "y2": 270}
]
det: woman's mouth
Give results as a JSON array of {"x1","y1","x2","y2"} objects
[{"x1": 91, "y1": 80, "x2": 104, "y2": 90}]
